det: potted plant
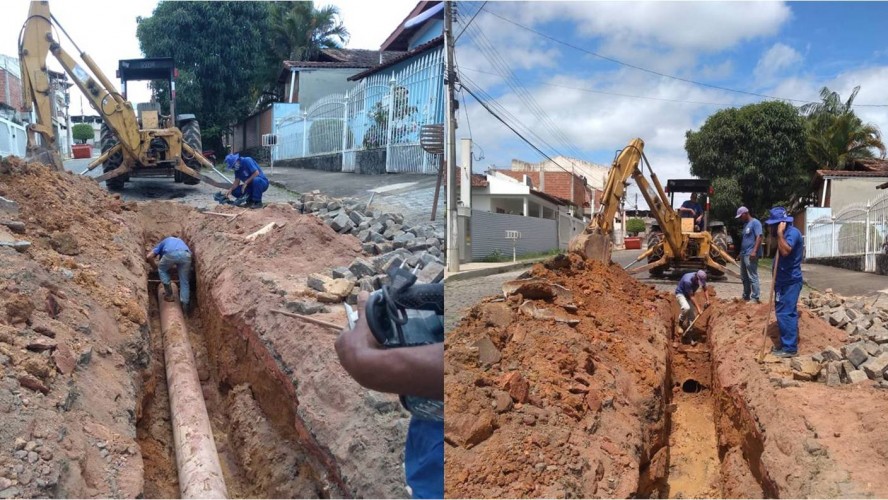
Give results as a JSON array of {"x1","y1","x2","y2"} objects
[{"x1": 71, "y1": 123, "x2": 95, "y2": 159}]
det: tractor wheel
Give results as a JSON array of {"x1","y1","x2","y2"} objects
[
  {"x1": 647, "y1": 232, "x2": 668, "y2": 277},
  {"x1": 708, "y1": 232, "x2": 730, "y2": 278},
  {"x1": 180, "y1": 120, "x2": 202, "y2": 185},
  {"x1": 100, "y1": 123, "x2": 126, "y2": 191}
]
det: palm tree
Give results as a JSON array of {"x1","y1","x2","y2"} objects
[
  {"x1": 268, "y1": 2, "x2": 349, "y2": 62},
  {"x1": 801, "y1": 86, "x2": 887, "y2": 170}
]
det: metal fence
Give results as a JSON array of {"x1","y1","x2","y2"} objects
[
  {"x1": 806, "y1": 192, "x2": 888, "y2": 272},
  {"x1": 274, "y1": 47, "x2": 444, "y2": 174},
  {"x1": 0, "y1": 117, "x2": 27, "y2": 158}
]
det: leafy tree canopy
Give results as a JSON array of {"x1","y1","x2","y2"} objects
[
  {"x1": 800, "y1": 86, "x2": 886, "y2": 171},
  {"x1": 136, "y1": 2, "x2": 272, "y2": 151},
  {"x1": 685, "y1": 100, "x2": 807, "y2": 223},
  {"x1": 72, "y1": 123, "x2": 94, "y2": 144}
]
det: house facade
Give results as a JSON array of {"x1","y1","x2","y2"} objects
[
  {"x1": 269, "y1": 1, "x2": 445, "y2": 175},
  {"x1": 510, "y1": 156, "x2": 608, "y2": 215}
]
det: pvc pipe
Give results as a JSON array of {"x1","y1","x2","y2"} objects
[{"x1": 156, "y1": 284, "x2": 228, "y2": 499}]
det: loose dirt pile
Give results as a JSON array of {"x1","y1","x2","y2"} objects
[
  {"x1": 184, "y1": 202, "x2": 413, "y2": 498},
  {"x1": 0, "y1": 158, "x2": 149, "y2": 497},
  {"x1": 710, "y1": 298, "x2": 888, "y2": 497},
  {"x1": 444, "y1": 254, "x2": 673, "y2": 498}
]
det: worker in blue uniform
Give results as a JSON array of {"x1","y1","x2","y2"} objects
[{"x1": 224, "y1": 153, "x2": 269, "y2": 208}]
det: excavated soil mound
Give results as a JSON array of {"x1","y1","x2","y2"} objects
[
  {"x1": 0, "y1": 158, "x2": 149, "y2": 497},
  {"x1": 710, "y1": 299, "x2": 888, "y2": 497},
  {"x1": 184, "y1": 203, "x2": 413, "y2": 498},
  {"x1": 445, "y1": 254, "x2": 673, "y2": 498}
]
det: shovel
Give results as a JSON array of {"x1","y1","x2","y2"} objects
[{"x1": 756, "y1": 252, "x2": 780, "y2": 363}]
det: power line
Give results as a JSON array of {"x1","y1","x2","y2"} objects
[
  {"x1": 454, "y1": 1, "x2": 486, "y2": 42},
  {"x1": 464, "y1": 22, "x2": 588, "y2": 160},
  {"x1": 459, "y1": 66, "x2": 738, "y2": 107},
  {"x1": 461, "y1": 79, "x2": 563, "y2": 170},
  {"x1": 460, "y1": 73, "x2": 580, "y2": 177},
  {"x1": 481, "y1": 7, "x2": 888, "y2": 108}
]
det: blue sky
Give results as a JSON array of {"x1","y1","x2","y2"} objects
[{"x1": 454, "y1": 1, "x2": 888, "y2": 209}]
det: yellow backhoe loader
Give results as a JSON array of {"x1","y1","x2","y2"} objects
[
  {"x1": 18, "y1": 1, "x2": 231, "y2": 190},
  {"x1": 568, "y1": 138, "x2": 739, "y2": 278}
]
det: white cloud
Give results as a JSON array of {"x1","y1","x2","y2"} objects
[
  {"x1": 333, "y1": 0, "x2": 420, "y2": 49},
  {"x1": 754, "y1": 43, "x2": 803, "y2": 80}
]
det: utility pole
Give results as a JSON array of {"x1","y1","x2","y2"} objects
[{"x1": 444, "y1": 1, "x2": 459, "y2": 272}]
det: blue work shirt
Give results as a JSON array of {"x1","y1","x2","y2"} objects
[
  {"x1": 234, "y1": 156, "x2": 267, "y2": 183},
  {"x1": 152, "y1": 237, "x2": 190, "y2": 257},
  {"x1": 680, "y1": 200, "x2": 702, "y2": 219},
  {"x1": 741, "y1": 218, "x2": 763, "y2": 257},
  {"x1": 774, "y1": 225, "x2": 804, "y2": 286},
  {"x1": 675, "y1": 272, "x2": 705, "y2": 296},
  {"x1": 404, "y1": 417, "x2": 443, "y2": 499}
]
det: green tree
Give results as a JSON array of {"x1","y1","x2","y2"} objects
[
  {"x1": 685, "y1": 100, "x2": 807, "y2": 223},
  {"x1": 800, "y1": 86, "x2": 886, "y2": 171},
  {"x1": 626, "y1": 218, "x2": 646, "y2": 235},
  {"x1": 136, "y1": 2, "x2": 272, "y2": 152},
  {"x1": 267, "y1": 2, "x2": 349, "y2": 62},
  {"x1": 72, "y1": 123, "x2": 95, "y2": 144}
]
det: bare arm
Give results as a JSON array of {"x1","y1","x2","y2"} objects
[
  {"x1": 226, "y1": 178, "x2": 241, "y2": 197},
  {"x1": 146, "y1": 250, "x2": 156, "y2": 260},
  {"x1": 751, "y1": 234, "x2": 763, "y2": 259},
  {"x1": 335, "y1": 292, "x2": 444, "y2": 400}
]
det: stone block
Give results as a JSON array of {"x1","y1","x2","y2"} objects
[
  {"x1": 847, "y1": 345, "x2": 869, "y2": 368},
  {"x1": 861, "y1": 352, "x2": 888, "y2": 380},
  {"x1": 332, "y1": 266, "x2": 355, "y2": 280},
  {"x1": 416, "y1": 261, "x2": 444, "y2": 284},
  {"x1": 847, "y1": 369, "x2": 869, "y2": 384},
  {"x1": 330, "y1": 212, "x2": 353, "y2": 232},
  {"x1": 349, "y1": 257, "x2": 377, "y2": 278},
  {"x1": 821, "y1": 346, "x2": 842, "y2": 362},
  {"x1": 829, "y1": 309, "x2": 848, "y2": 328}
]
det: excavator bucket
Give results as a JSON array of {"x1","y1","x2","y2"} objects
[{"x1": 568, "y1": 232, "x2": 612, "y2": 263}]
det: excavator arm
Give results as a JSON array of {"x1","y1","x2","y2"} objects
[
  {"x1": 19, "y1": 1, "x2": 140, "y2": 167},
  {"x1": 569, "y1": 138, "x2": 688, "y2": 263}
]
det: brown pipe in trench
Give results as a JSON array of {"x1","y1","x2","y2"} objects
[{"x1": 156, "y1": 284, "x2": 229, "y2": 499}]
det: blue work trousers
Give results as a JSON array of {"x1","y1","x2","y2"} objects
[
  {"x1": 158, "y1": 250, "x2": 192, "y2": 306},
  {"x1": 740, "y1": 255, "x2": 761, "y2": 301},
  {"x1": 775, "y1": 280, "x2": 802, "y2": 353},
  {"x1": 404, "y1": 418, "x2": 443, "y2": 499},
  {"x1": 232, "y1": 176, "x2": 269, "y2": 203}
]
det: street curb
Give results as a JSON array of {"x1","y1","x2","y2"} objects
[
  {"x1": 444, "y1": 257, "x2": 550, "y2": 283},
  {"x1": 269, "y1": 180, "x2": 300, "y2": 196}
]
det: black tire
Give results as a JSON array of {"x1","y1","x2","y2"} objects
[
  {"x1": 647, "y1": 232, "x2": 667, "y2": 277},
  {"x1": 100, "y1": 123, "x2": 126, "y2": 190},
  {"x1": 708, "y1": 232, "x2": 730, "y2": 277},
  {"x1": 180, "y1": 120, "x2": 202, "y2": 185}
]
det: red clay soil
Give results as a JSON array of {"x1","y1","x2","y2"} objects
[
  {"x1": 184, "y1": 203, "x2": 414, "y2": 498},
  {"x1": 444, "y1": 254, "x2": 674, "y2": 498},
  {"x1": 710, "y1": 299, "x2": 888, "y2": 497},
  {"x1": 0, "y1": 159, "x2": 149, "y2": 497}
]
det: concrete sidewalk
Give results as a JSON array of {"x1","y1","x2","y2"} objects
[
  {"x1": 263, "y1": 166, "x2": 444, "y2": 227},
  {"x1": 444, "y1": 257, "x2": 549, "y2": 282},
  {"x1": 802, "y1": 263, "x2": 888, "y2": 298}
]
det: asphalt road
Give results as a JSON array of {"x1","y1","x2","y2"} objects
[{"x1": 63, "y1": 157, "x2": 301, "y2": 209}]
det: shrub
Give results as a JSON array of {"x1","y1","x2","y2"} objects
[
  {"x1": 72, "y1": 123, "x2": 95, "y2": 144},
  {"x1": 626, "y1": 218, "x2": 646, "y2": 235}
]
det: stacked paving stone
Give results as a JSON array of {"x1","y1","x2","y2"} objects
[
  {"x1": 289, "y1": 190, "x2": 446, "y2": 309},
  {"x1": 790, "y1": 290, "x2": 888, "y2": 387}
]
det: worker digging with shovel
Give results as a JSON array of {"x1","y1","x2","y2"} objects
[{"x1": 675, "y1": 269, "x2": 711, "y2": 337}]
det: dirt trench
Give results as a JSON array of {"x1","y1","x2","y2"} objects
[
  {"x1": 443, "y1": 255, "x2": 775, "y2": 498},
  {"x1": 0, "y1": 160, "x2": 410, "y2": 498}
]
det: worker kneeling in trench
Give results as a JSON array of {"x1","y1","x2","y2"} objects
[
  {"x1": 147, "y1": 235, "x2": 193, "y2": 314},
  {"x1": 335, "y1": 290, "x2": 444, "y2": 499}
]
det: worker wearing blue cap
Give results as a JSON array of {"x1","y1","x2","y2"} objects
[
  {"x1": 224, "y1": 153, "x2": 269, "y2": 208},
  {"x1": 766, "y1": 206, "x2": 804, "y2": 358}
]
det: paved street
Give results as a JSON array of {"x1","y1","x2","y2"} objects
[
  {"x1": 63, "y1": 157, "x2": 298, "y2": 209},
  {"x1": 63, "y1": 158, "x2": 444, "y2": 226},
  {"x1": 445, "y1": 269, "x2": 526, "y2": 332}
]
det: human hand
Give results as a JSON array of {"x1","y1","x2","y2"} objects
[
  {"x1": 335, "y1": 291, "x2": 382, "y2": 372},
  {"x1": 777, "y1": 222, "x2": 786, "y2": 236},
  {"x1": 749, "y1": 253, "x2": 758, "y2": 261}
]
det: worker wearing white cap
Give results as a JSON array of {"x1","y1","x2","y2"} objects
[
  {"x1": 736, "y1": 206, "x2": 763, "y2": 303},
  {"x1": 675, "y1": 269, "x2": 710, "y2": 332}
]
